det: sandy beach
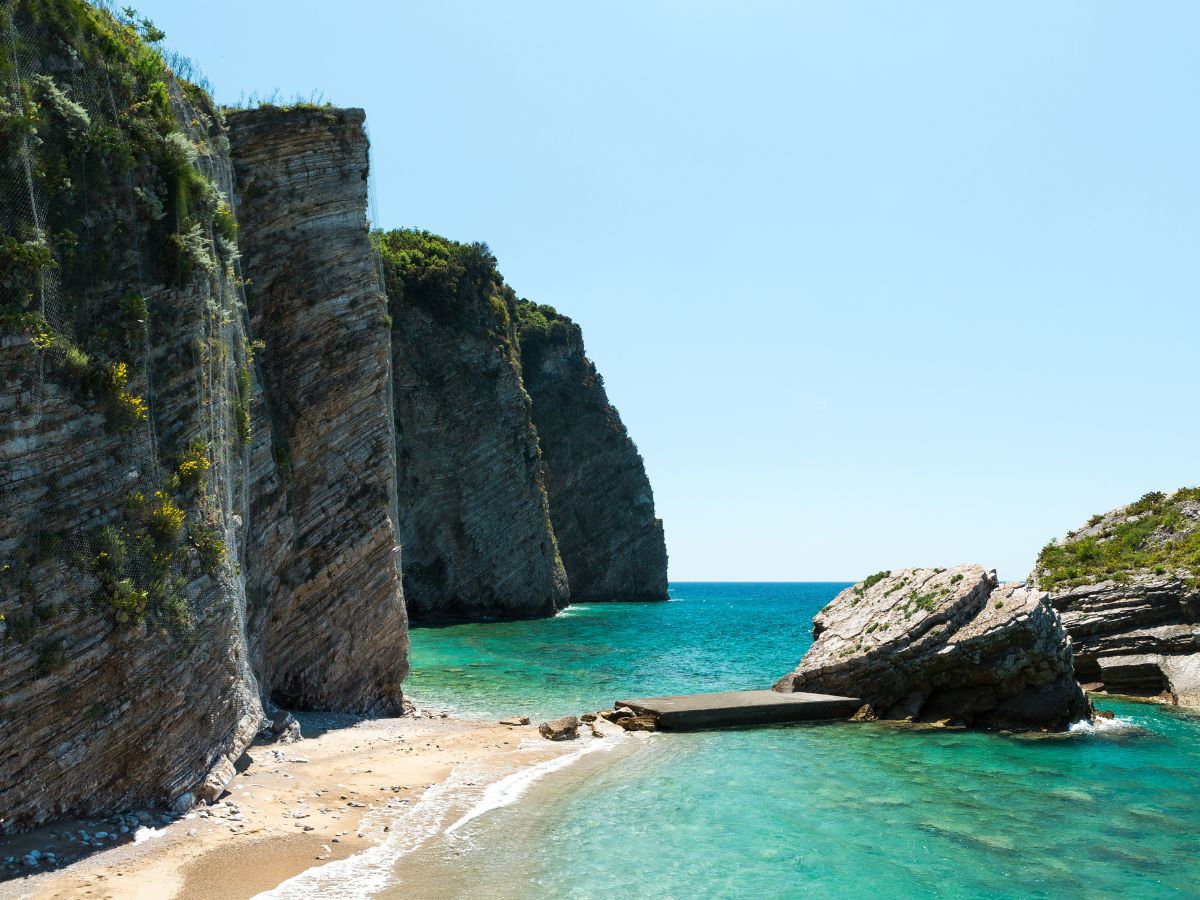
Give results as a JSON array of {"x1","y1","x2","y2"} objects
[{"x1": 0, "y1": 711, "x2": 537, "y2": 900}]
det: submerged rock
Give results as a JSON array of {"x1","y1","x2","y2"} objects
[
  {"x1": 773, "y1": 565, "x2": 1090, "y2": 730},
  {"x1": 538, "y1": 716, "x2": 580, "y2": 741},
  {"x1": 1031, "y1": 488, "x2": 1200, "y2": 709}
]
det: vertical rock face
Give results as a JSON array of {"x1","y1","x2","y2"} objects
[
  {"x1": 517, "y1": 303, "x2": 667, "y2": 601},
  {"x1": 774, "y1": 566, "x2": 1089, "y2": 729},
  {"x1": 1032, "y1": 489, "x2": 1200, "y2": 708},
  {"x1": 0, "y1": 3, "x2": 260, "y2": 829},
  {"x1": 227, "y1": 107, "x2": 408, "y2": 712},
  {"x1": 376, "y1": 231, "x2": 569, "y2": 621}
]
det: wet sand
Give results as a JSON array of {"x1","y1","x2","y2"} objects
[{"x1": 0, "y1": 711, "x2": 537, "y2": 900}]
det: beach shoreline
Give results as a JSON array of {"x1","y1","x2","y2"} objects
[{"x1": 0, "y1": 710, "x2": 550, "y2": 900}]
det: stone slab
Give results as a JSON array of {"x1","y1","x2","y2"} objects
[{"x1": 616, "y1": 689, "x2": 861, "y2": 730}]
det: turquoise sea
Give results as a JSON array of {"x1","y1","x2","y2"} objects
[
  {"x1": 273, "y1": 583, "x2": 1200, "y2": 898},
  {"x1": 404, "y1": 583, "x2": 1200, "y2": 898}
]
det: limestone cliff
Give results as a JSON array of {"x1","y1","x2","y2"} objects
[
  {"x1": 376, "y1": 230, "x2": 569, "y2": 621},
  {"x1": 517, "y1": 303, "x2": 667, "y2": 602},
  {"x1": 0, "y1": 2, "x2": 261, "y2": 829},
  {"x1": 0, "y1": 2, "x2": 410, "y2": 831},
  {"x1": 1032, "y1": 488, "x2": 1200, "y2": 707},
  {"x1": 0, "y1": 0, "x2": 673, "y2": 834},
  {"x1": 774, "y1": 566, "x2": 1089, "y2": 729},
  {"x1": 227, "y1": 107, "x2": 408, "y2": 712}
]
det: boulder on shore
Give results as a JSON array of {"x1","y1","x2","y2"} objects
[
  {"x1": 590, "y1": 717, "x2": 626, "y2": 739},
  {"x1": 538, "y1": 715, "x2": 580, "y2": 741},
  {"x1": 773, "y1": 565, "x2": 1090, "y2": 730}
]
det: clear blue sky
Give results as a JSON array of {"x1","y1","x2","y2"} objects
[{"x1": 138, "y1": 1, "x2": 1199, "y2": 581}]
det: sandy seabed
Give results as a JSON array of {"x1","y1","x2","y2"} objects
[{"x1": 0, "y1": 711, "x2": 538, "y2": 900}]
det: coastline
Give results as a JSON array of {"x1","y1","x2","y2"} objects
[{"x1": 0, "y1": 710, "x2": 567, "y2": 900}]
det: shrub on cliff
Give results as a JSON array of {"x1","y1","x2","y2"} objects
[
  {"x1": 515, "y1": 299, "x2": 577, "y2": 370},
  {"x1": 373, "y1": 228, "x2": 509, "y2": 334}
]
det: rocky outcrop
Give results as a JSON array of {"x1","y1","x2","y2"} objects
[
  {"x1": 774, "y1": 566, "x2": 1089, "y2": 729},
  {"x1": 377, "y1": 231, "x2": 568, "y2": 621},
  {"x1": 227, "y1": 107, "x2": 408, "y2": 712},
  {"x1": 517, "y1": 303, "x2": 667, "y2": 602},
  {"x1": 1032, "y1": 489, "x2": 1200, "y2": 708}
]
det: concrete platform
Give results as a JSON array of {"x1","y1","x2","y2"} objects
[{"x1": 617, "y1": 689, "x2": 862, "y2": 730}]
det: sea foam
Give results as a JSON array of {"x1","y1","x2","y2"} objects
[
  {"x1": 446, "y1": 738, "x2": 612, "y2": 834},
  {"x1": 253, "y1": 738, "x2": 610, "y2": 900},
  {"x1": 1068, "y1": 714, "x2": 1142, "y2": 736}
]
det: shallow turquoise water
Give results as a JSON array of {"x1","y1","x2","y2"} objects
[{"x1": 405, "y1": 583, "x2": 1200, "y2": 898}]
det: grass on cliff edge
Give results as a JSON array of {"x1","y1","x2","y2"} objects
[{"x1": 1036, "y1": 488, "x2": 1200, "y2": 590}]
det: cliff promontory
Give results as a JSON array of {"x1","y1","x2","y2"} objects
[
  {"x1": 517, "y1": 303, "x2": 668, "y2": 602},
  {"x1": 774, "y1": 565, "x2": 1090, "y2": 729},
  {"x1": 1032, "y1": 488, "x2": 1200, "y2": 707},
  {"x1": 376, "y1": 230, "x2": 569, "y2": 622}
]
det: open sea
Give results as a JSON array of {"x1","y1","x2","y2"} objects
[{"x1": 266, "y1": 583, "x2": 1200, "y2": 899}]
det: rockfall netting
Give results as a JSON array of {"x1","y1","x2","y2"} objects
[{"x1": 0, "y1": 0, "x2": 262, "y2": 803}]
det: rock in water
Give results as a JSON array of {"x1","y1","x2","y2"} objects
[
  {"x1": 538, "y1": 716, "x2": 581, "y2": 741},
  {"x1": 1031, "y1": 488, "x2": 1200, "y2": 710},
  {"x1": 773, "y1": 565, "x2": 1089, "y2": 730}
]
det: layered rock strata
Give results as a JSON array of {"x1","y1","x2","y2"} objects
[
  {"x1": 774, "y1": 565, "x2": 1089, "y2": 729},
  {"x1": 0, "y1": 3, "x2": 260, "y2": 830},
  {"x1": 227, "y1": 107, "x2": 408, "y2": 712},
  {"x1": 1032, "y1": 489, "x2": 1200, "y2": 707},
  {"x1": 377, "y1": 232, "x2": 569, "y2": 621},
  {"x1": 517, "y1": 303, "x2": 668, "y2": 601}
]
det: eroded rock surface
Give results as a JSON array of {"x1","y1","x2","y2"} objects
[
  {"x1": 774, "y1": 565, "x2": 1089, "y2": 729},
  {"x1": 517, "y1": 304, "x2": 668, "y2": 602},
  {"x1": 1032, "y1": 489, "x2": 1200, "y2": 708},
  {"x1": 228, "y1": 107, "x2": 409, "y2": 713}
]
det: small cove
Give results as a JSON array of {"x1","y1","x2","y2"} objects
[
  {"x1": 272, "y1": 585, "x2": 1200, "y2": 900},
  {"x1": 334, "y1": 584, "x2": 1200, "y2": 897}
]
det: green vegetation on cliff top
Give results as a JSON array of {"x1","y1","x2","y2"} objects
[
  {"x1": 373, "y1": 228, "x2": 512, "y2": 335},
  {"x1": 1036, "y1": 488, "x2": 1200, "y2": 590}
]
